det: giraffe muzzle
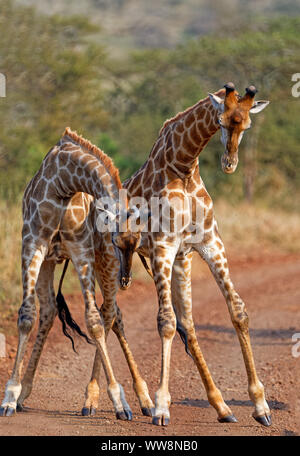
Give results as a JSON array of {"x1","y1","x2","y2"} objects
[
  {"x1": 120, "y1": 276, "x2": 132, "y2": 290},
  {"x1": 221, "y1": 153, "x2": 238, "y2": 174}
]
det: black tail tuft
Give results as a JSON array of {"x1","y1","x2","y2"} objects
[
  {"x1": 56, "y1": 290, "x2": 94, "y2": 353},
  {"x1": 176, "y1": 322, "x2": 193, "y2": 359},
  {"x1": 56, "y1": 260, "x2": 94, "y2": 353}
]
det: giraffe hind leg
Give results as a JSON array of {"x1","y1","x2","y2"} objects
[
  {"x1": 171, "y1": 254, "x2": 236, "y2": 423},
  {"x1": 82, "y1": 257, "x2": 151, "y2": 419},
  {"x1": 196, "y1": 233, "x2": 271, "y2": 426},
  {"x1": 68, "y1": 250, "x2": 133, "y2": 421},
  {"x1": 175, "y1": 318, "x2": 237, "y2": 422},
  {"x1": 82, "y1": 287, "x2": 154, "y2": 417},
  {"x1": 81, "y1": 351, "x2": 100, "y2": 417},
  {"x1": 17, "y1": 260, "x2": 57, "y2": 409},
  {"x1": 112, "y1": 305, "x2": 154, "y2": 417}
]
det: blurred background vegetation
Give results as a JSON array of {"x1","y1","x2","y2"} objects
[
  {"x1": 0, "y1": 0, "x2": 299, "y2": 321},
  {"x1": 0, "y1": 0, "x2": 299, "y2": 205}
]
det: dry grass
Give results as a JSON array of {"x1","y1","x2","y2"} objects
[
  {"x1": 0, "y1": 200, "x2": 23, "y2": 328},
  {"x1": 0, "y1": 198, "x2": 299, "y2": 333},
  {"x1": 214, "y1": 199, "x2": 300, "y2": 253}
]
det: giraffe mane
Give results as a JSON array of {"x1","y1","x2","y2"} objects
[
  {"x1": 159, "y1": 88, "x2": 225, "y2": 135},
  {"x1": 63, "y1": 127, "x2": 122, "y2": 189}
]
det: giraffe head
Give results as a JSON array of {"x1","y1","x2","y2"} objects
[
  {"x1": 111, "y1": 206, "x2": 150, "y2": 290},
  {"x1": 208, "y1": 82, "x2": 269, "y2": 174},
  {"x1": 97, "y1": 203, "x2": 148, "y2": 290}
]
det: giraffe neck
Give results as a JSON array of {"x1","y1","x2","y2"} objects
[
  {"x1": 151, "y1": 91, "x2": 223, "y2": 178},
  {"x1": 50, "y1": 134, "x2": 121, "y2": 203}
]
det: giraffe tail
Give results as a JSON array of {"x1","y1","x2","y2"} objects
[
  {"x1": 176, "y1": 321, "x2": 193, "y2": 359},
  {"x1": 56, "y1": 259, "x2": 94, "y2": 353},
  {"x1": 138, "y1": 254, "x2": 154, "y2": 279}
]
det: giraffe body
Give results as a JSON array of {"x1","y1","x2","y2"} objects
[
  {"x1": 86, "y1": 83, "x2": 271, "y2": 427},
  {"x1": 0, "y1": 128, "x2": 153, "y2": 418},
  {"x1": 1, "y1": 83, "x2": 272, "y2": 428}
]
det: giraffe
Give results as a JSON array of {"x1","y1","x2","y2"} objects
[
  {"x1": 0, "y1": 127, "x2": 154, "y2": 419},
  {"x1": 83, "y1": 82, "x2": 271, "y2": 427}
]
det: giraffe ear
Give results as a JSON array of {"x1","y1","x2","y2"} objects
[
  {"x1": 249, "y1": 100, "x2": 269, "y2": 114},
  {"x1": 208, "y1": 93, "x2": 224, "y2": 111}
]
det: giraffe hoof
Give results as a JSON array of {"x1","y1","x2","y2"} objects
[
  {"x1": 254, "y1": 414, "x2": 272, "y2": 427},
  {"x1": 81, "y1": 407, "x2": 89, "y2": 416},
  {"x1": 116, "y1": 410, "x2": 132, "y2": 421},
  {"x1": 81, "y1": 406, "x2": 97, "y2": 416},
  {"x1": 141, "y1": 407, "x2": 153, "y2": 417},
  {"x1": 218, "y1": 414, "x2": 238, "y2": 423},
  {"x1": 0, "y1": 406, "x2": 16, "y2": 417},
  {"x1": 152, "y1": 415, "x2": 170, "y2": 426},
  {"x1": 16, "y1": 403, "x2": 24, "y2": 412},
  {"x1": 6, "y1": 407, "x2": 16, "y2": 417}
]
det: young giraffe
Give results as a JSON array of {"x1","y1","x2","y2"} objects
[
  {"x1": 0, "y1": 127, "x2": 153, "y2": 419},
  {"x1": 84, "y1": 83, "x2": 271, "y2": 427}
]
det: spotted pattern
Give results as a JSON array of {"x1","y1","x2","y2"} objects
[
  {"x1": 0, "y1": 129, "x2": 153, "y2": 419},
  {"x1": 120, "y1": 87, "x2": 270, "y2": 426}
]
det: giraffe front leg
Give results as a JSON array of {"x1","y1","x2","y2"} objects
[
  {"x1": 0, "y1": 243, "x2": 46, "y2": 417},
  {"x1": 151, "y1": 244, "x2": 177, "y2": 426},
  {"x1": 196, "y1": 235, "x2": 271, "y2": 427}
]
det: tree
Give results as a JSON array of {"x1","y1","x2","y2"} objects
[{"x1": 0, "y1": 0, "x2": 109, "y2": 197}]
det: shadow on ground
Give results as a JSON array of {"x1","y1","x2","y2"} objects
[{"x1": 174, "y1": 398, "x2": 288, "y2": 410}]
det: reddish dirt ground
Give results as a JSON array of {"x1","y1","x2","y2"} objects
[{"x1": 0, "y1": 250, "x2": 299, "y2": 436}]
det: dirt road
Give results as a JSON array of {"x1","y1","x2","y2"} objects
[{"x1": 0, "y1": 250, "x2": 299, "y2": 436}]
